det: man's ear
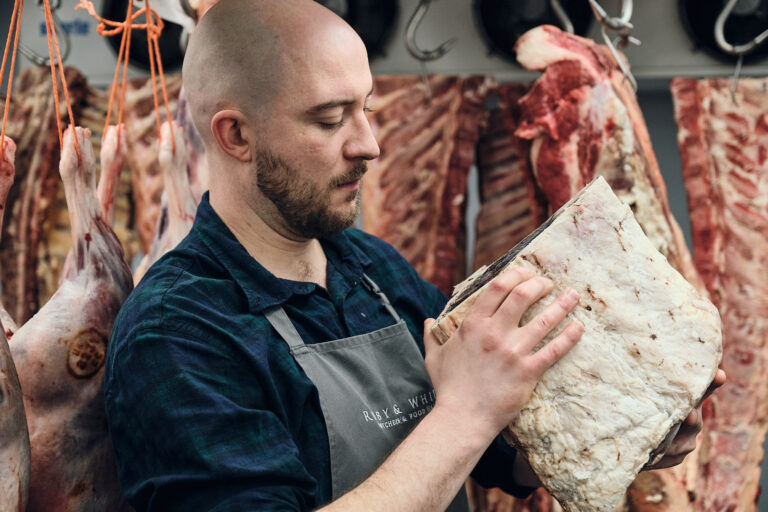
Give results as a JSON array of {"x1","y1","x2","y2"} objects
[{"x1": 211, "y1": 109, "x2": 252, "y2": 162}]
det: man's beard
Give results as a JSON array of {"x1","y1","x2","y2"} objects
[{"x1": 255, "y1": 148, "x2": 367, "y2": 239}]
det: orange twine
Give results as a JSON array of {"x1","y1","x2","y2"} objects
[
  {"x1": 0, "y1": 0, "x2": 24, "y2": 161},
  {"x1": 101, "y1": 0, "x2": 135, "y2": 151},
  {"x1": 43, "y1": 0, "x2": 81, "y2": 164},
  {"x1": 75, "y1": 0, "x2": 175, "y2": 154}
]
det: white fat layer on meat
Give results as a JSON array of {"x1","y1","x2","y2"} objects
[
  {"x1": 589, "y1": 82, "x2": 673, "y2": 261},
  {"x1": 516, "y1": 27, "x2": 588, "y2": 71},
  {"x1": 434, "y1": 178, "x2": 722, "y2": 512}
]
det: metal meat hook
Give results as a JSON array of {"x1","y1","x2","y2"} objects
[
  {"x1": 714, "y1": 0, "x2": 768, "y2": 103},
  {"x1": 589, "y1": 0, "x2": 639, "y2": 91},
  {"x1": 19, "y1": 0, "x2": 72, "y2": 66},
  {"x1": 550, "y1": 0, "x2": 574, "y2": 34},
  {"x1": 404, "y1": 0, "x2": 457, "y2": 62},
  {"x1": 588, "y1": 0, "x2": 634, "y2": 33},
  {"x1": 715, "y1": 0, "x2": 768, "y2": 55}
]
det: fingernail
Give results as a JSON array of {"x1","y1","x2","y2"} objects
[{"x1": 566, "y1": 289, "x2": 579, "y2": 304}]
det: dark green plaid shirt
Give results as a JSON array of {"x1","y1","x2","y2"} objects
[{"x1": 105, "y1": 192, "x2": 531, "y2": 511}]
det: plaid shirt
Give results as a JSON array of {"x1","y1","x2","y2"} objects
[{"x1": 105, "y1": 193, "x2": 531, "y2": 511}]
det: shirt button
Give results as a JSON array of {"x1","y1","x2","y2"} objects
[{"x1": 361, "y1": 312, "x2": 367, "y2": 318}]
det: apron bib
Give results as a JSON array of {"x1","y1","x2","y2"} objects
[{"x1": 264, "y1": 274, "x2": 470, "y2": 511}]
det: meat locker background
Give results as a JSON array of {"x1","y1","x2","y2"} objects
[{"x1": 1, "y1": 0, "x2": 767, "y2": 510}]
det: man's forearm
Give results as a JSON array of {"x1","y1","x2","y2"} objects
[{"x1": 319, "y1": 404, "x2": 497, "y2": 512}]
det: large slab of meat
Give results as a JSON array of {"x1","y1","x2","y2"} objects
[
  {"x1": 123, "y1": 75, "x2": 183, "y2": 255},
  {"x1": 433, "y1": 177, "x2": 722, "y2": 512},
  {"x1": 10, "y1": 127, "x2": 133, "y2": 511},
  {"x1": 501, "y1": 26, "x2": 712, "y2": 511},
  {"x1": 514, "y1": 26, "x2": 701, "y2": 291},
  {"x1": 671, "y1": 77, "x2": 768, "y2": 512},
  {"x1": 0, "y1": 67, "x2": 88, "y2": 323},
  {"x1": 0, "y1": 67, "x2": 138, "y2": 323},
  {"x1": 363, "y1": 75, "x2": 495, "y2": 294},
  {"x1": 0, "y1": 137, "x2": 29, "y2": 512},
  {"x1": 473, "y1": 83, "x2": 546, "y2": 269}
]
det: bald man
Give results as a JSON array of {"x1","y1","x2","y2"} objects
[{"x1": 105, "y1": 1, "x2": 714, "y2": 511}]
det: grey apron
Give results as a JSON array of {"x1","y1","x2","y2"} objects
[{"x1": 264, "y1": 274, "x2": 470, "y2": 511}]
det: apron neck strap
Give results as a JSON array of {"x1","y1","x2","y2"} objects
[
  {"x1": 361, "y1": 273, "x2": 401, "y2": 322},
  {"x1": 263, "y1": 306, "x2": 304, "y2": 349}
]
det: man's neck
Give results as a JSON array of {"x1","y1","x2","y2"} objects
[{"x1": 210, "y1": 191, "x2": 328, "y2": 288}]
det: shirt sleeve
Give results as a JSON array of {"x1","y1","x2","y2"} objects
[
  {"x1": 471, "y1": 435, "x2": 538, "y2": 499},
  {"x1": 104, "y1": 327, "x2": 319, "y2": 512}
]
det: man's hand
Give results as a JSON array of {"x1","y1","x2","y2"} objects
[
  {"x1": 423, "y1": 267, "x2": 584, "y2": 439},
  {"x1": 645, "y1": 368, "x2": 727, "y2": 470}
]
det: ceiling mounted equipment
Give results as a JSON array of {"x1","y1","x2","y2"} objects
[
  {"x1": 316, "y1": 0, "x2": 398, "y2": 61},
  {"x1": 679, "y1": 0, "x2": 768, "y2": 63},
  {"x1": 473, "y1": 0, "x2": 593, "y2": 63}
]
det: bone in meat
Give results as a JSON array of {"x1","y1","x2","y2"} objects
[
  {"x1": 473, "y1": 83, "x2": 546, "y2": 269},
  {"x1": 0, "y1": 67, "x2": 91, "y2": 323},
  {"x1": 59, "y1": 124, "x2": 128, "y2": 283},
  {"x1": 97, "y1": 124, "x2": 128, "y2": 227},
  {"x1": 363, "y1": 75, "x2": 494, "y2": 294},
  {"x1": 10, "y1": 127, "x2": 133, "y2": 511},
  {"x1": 0, "y1": 136, "x2": 30, "y2": 512},
  {"x1": 133, "y1": 121, "x2": 196, "y2": 284},
  {"x1": 514, "y1": 25, "x2": 701, "y2": 291},
  {"x1": 671, "y1": 77, "x2": 768, "y2": 512},
  {"x1": 510, "y1": 26, "x2": 710, "y2": 510},
  {"x1": 433, "y1": 177, "x2": 722, "y2": 512}
]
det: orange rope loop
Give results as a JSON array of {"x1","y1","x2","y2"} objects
[
  {"x1": 75, "y1": 2, "x2": 164, "y2": 38},
  {"x1": 0, "y1": 0, "x2": 23, "y2": 161},
  {"x1": 43, "y1": 0, "x2": 81, "y2": 164}
]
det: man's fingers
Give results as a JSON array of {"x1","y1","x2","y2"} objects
[
  {"x1": 469, "y1": 267, "x2": 536, "y2": 318},
  {"x1": 517, "y1": 289, "x2": 580, "y2": 351},
  {"x1": 494, "y1": 276, "x2": 554, "y2": 329},
  {"x1": 530, "y1": 320, "x2": 584, "y2": 374},
  {"x1": 704, "y1": 369, "x2": 726, "y2": 400},
  {"x1": 683, "y1": 406, "x2": 705, "y2": 429}
]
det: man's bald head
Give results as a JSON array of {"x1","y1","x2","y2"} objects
[{"x1": 182, "y1": 0, "x2": 362, "y2": 150}]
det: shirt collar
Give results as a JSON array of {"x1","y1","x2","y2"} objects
[{"x1": 193, "y1": 192, "x2": 372, "y2": 313}]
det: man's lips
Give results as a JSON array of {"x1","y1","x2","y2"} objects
[{"x1": 336, "y1": 179, "x2": 361, "y2": 191}]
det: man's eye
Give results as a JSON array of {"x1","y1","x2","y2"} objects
[
  {"x1": 364, "y1": 107, "x2": 375, "y2": 113},
  {"x1": 319, "y1": 119, "x2": 345, "y2": 129}
]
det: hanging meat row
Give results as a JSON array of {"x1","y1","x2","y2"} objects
[{"x1": 362, "y1": 25, "x2": 761, "y2": 512}]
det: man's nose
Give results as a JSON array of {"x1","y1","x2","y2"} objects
[{"x1": 345, "y1": 114, "x2": 381, "y2": 161}]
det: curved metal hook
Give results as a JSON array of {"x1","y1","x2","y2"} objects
[
  {"x1": 588, "y1": 0, "x2": 633, "y2": 32},
  {"x1": 550, "y1": 0, "x2": 574, "y2": 34},
  {"x1": 19, "y1": 0, "x2": 71, "y2": 66},
  {"x1": 404, "y1": 0, "x2": 457, "y2": 62},
  {"x1": 715, "y1": 0, "x2": 768, "y2": 56}
]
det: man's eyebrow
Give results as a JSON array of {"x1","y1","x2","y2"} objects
[
  {"x1": 307, "y1": 99, "x2": 355, "y2": 114},
  {"x1": 306, "y1": 87, "x2": 375, "y2": 114}
]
